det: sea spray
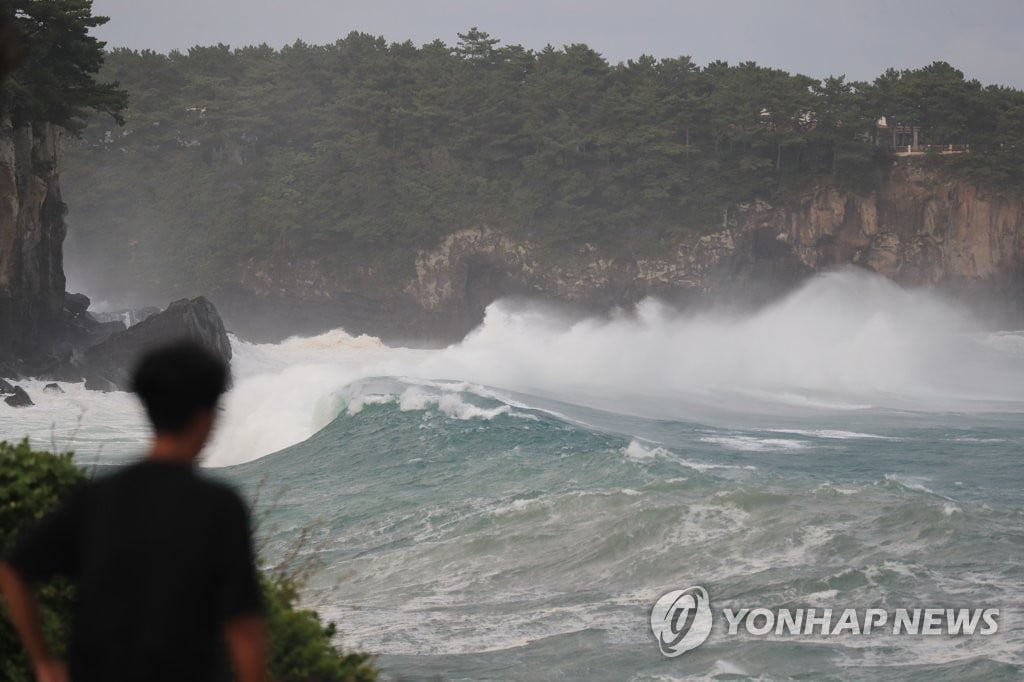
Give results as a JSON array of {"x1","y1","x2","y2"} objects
[{"x1": 202, "y1": 269, "x2": 1024, "y2": 466}]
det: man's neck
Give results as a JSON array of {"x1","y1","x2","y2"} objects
[{"x1": 148, "y1": 436, "x2": 199, "y2": 464}]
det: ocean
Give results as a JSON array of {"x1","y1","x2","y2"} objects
[{"x1": 3, "y1": 269, "x2": 1022, "y2": 680}]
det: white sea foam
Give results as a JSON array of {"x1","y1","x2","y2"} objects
[
  {"x1": 623, "y1": 439, "x2": 756, "y2": 471},
  {"x1": 882, "y1": 473, "x2": 938, "y2": 494},
  {"x1": 882, "y1": 474, "x2": 963, "y2": 507},
  {"x1": 815, "y1": 483, "x2": 861, "y2": 495},
  {"x1": 952, "y1": 436, "x2": 1008, "y2": 443},
  {"x1": 699, "y1": 435, "x2": 811, "y2": 452},
  {"x1": 397, "y1": 387, "x2": 512, "y2": 420},
  {"x1": 731, "y1": 389, "x2": 874, "y2": 410},
  {"x1": 0, "y1": 379, "x2": 148, "y2": 463},
  {"x1": 345, "y1": 392, "x2": 396, "y2": 415},
  {"x1": 276, "y1": 328, "x2": 385, "y2": 352},
  {"x1": 622, "y1": 439, "x2": 666, "y2": 460},
  {"x1": 770, "y1": 428, "x2": 897, "y2": 440},
  {"x1": 708, "y1": 661, "x2": 750, "y2": 677},
  {"x1": 942, "y1": 502, "x2": 962, "y2": 516},
  {"x1": 803, "y1": 588, "x2": 840, "y2": 604},
  {"x1": 979, "y1": 330, "x2": 1024, "y2": 356},
  {"x1": 344, "y1": 384, "x2": 522, "y2": 421}
]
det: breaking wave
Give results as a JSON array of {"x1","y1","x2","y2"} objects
[{"x1": 202, "y1": 269, "x2": 1024, "y2": 466}]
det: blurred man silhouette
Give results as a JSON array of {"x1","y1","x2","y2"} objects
[{"x1": 0, "y1": 342, "x2": 266, "y2": 682}]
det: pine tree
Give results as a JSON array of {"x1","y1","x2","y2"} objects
[{"x1": 3, "y1": 0, "x2": 127, "y2": 132}]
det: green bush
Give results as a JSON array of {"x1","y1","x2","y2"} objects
[
  {"x1": 0, "y1": 439, "x2": 82, "y2": 682},
  {"x1": 263, "y1": 574, "x2": 377, "y2": 682},
  {"x1": 0, "y1": 440, "x2": 376, "y2": 682}
]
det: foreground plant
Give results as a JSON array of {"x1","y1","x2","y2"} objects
[{"x1": 0, "y1": 439, "x2": 376, "y2": 682}]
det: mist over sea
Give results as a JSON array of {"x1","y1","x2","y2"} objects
[{"x1": 3, "y1": 269, "x2": 1023, "y2": 680}]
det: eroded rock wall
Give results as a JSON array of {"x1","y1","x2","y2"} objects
[
  {"x1": 394, "y1": 163, "x2": 1024, "y2": 337},
  {"x1": 0, "y1": 118, "x2": 67, "y2": 363}
]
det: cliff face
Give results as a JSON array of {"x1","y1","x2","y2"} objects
[
  {"x1": 770, "y1": 163, "x2": 1024, "y2": 289},
  {"x1": 0, "y1": 118, "x2": 68, "y2": 363},
  {"x1": 225, "y1": 163, "x2": 1024, "y2": 342}
]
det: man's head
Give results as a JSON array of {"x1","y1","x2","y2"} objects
[{"x1": 131, "y1": 342, "x2": 229, "y2": 460}]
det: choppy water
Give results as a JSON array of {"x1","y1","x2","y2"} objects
[{"x1": 3, "y1": 270, "x2": 1023, "y2": 680}]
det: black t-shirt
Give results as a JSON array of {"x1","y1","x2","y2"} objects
[{"x1": 6, "y1": 459, "x2": 263, "y2": 682}]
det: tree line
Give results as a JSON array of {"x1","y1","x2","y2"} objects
[{"x1": 58, "y1": 29, "x2": 1024, "y2": 290}]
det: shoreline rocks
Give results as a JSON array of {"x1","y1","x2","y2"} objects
[
  {"x1": 78, "y1": 296, "x2": 232, "y2": 391},
  {"x1": 4, "y1": 385, "x2": 33, "y2": 407},
  {"x1": 2, "y1": 295, "x2": 232, "y2": 393}
]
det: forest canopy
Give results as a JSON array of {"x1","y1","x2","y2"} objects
[{"x1": 63, "y1": 29, "x2": 1024, "y2": 291}]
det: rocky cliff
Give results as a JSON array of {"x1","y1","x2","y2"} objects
[
  {"x1": 0, "y1": 119, "x2": 234, "y2": 387},
  {"x1": 0, "y1": 118, "x2": 69, "y2": 367},
  {"x1": 220, "y1": 162, "x2": 1024, "y2": 342}
]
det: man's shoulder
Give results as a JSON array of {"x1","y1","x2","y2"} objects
[
  {"x1": 195, "y1": 473, "x2": 247, "y2": 510},
  {"x1": 98, "y1": 461, "x2": 246, "y2": 508}
]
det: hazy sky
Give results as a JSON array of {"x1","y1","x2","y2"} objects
[{"x1": 91, "y1": 0, "x2": 1024, "y2": 87}]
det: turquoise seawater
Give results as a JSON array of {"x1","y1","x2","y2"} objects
[{"x1": 228, "y1": 381, "x2": 1023, "y2": 681}]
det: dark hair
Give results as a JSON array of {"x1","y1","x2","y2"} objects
[{"x1": 131, "y1": 342, "x2": 229, "y2": 433}]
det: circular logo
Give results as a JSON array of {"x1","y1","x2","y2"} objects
[{"x1": 650, "y1": 586, "x2": 713, "y2": 657}]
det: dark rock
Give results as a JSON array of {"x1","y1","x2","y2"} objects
[
  {"x1": 81, "y1": 297, "x2": 232, "y2": 391},
  {"x1": 89, "y1": 306, "x2": 161, "y2": 328},
  {"x1": 42, "y1": 382, "x2": 63, "y2": 394},
  {"x1": 50, "y1": 315, "x2": 126, "y2": 363},
  {"x1": 0, "y1": 378, "x2": 14, "y2": 394},
  {"x1": 34, "y1": 305, "x2": 127, "y2": 379},
  {"x1": 37, "y1": 351, "x2": 88, "y2": 383},
  {"x1": 0, "y1": 359, "x2": 25, "y2": 381},
  {"x1": 83, "y1": 373, "x2": 117, "y2": 392},
  {"x1": 0, "y1": 122, "x2": 67, "y2": 366},
  {"x1": 63, "y1": 292, "x2": 91, "y2": 315},
  {"x1": 4, "y1": 385, "x2": 33, "y2": 407},
  {"x1": 83, "y1": 319, "x2": 127, "y2": 348}
]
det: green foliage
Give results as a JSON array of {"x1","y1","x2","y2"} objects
[
  {"x1": 948, "y1": 84, "x2": 1024, "y2": 190},
  {"x1": 2, "y1": 0, "x2": 127, "y2": 132},
  {"x1": 0, "y1": 440, "x2": 84, "y2": 548},
  {"x1": 0, "y1": 439, "x2": 82, "y2": 682},
  {"x1": 60, "y1": 35, "x2": 1024, "y2": 299},
  {"x1": 263, "y1": 574, "x2": 376, "y2": 682},
  {"x1": 0, "y1": 441, "x2": 376, "y2": 682}
]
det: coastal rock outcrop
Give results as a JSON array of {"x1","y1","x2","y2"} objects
[
  {"x1": 79, "y1": 296, "x2": 232, "y2": 391},
  {"x1": 4, "y1": 385, "x2": 33, "y2": 407},
  {"x1": 63, "y1": 292, "x2": 90, "y2": 315},
  {"x1": 57, "y1": 292, "x2": 127, "y2": 353}
]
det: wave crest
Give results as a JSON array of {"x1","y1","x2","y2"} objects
[{"x1": 203, "y1": 270, "x2": 1024, "y2": 466}]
